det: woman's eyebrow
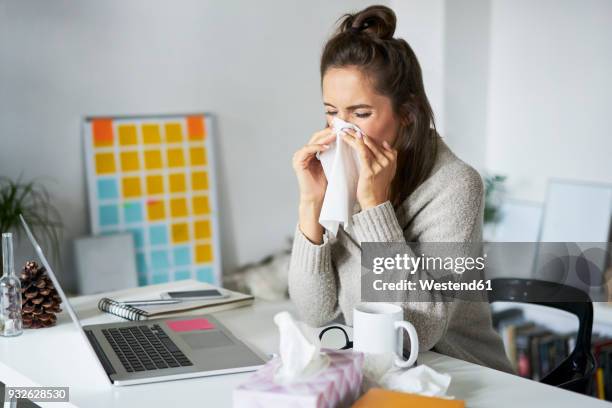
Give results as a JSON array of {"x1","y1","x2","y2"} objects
[
  {"x1": 324, "y1": 102, "x2": 373, "y2": 110},
  {"x1": 347, "y1": 104, "x2": 373, "y2": 110}
]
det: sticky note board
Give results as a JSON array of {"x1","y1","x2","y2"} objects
[{"x1": 83, "y1": 114, "x2": 221, "y2": 286}]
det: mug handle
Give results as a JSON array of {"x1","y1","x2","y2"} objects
[{"x1": 393, "y1": 320, "x2": 419, "y2": 368}]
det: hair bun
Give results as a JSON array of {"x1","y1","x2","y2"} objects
[{"x1": 339, "y1": 5, "x2": 396, "y2": 40}]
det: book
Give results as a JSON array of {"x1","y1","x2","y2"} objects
[
  {"x1": 352, "y1": 388, "x2": 465, "y2": 408},
  {"x1": 97, "y1": 285, "x2": 254, "y2": 321}
]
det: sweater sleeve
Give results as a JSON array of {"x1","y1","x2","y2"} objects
[
  {"x1": 287, "y1": 222, "x2": 341, "y2": 327},
  {"x1": 348, "y1": 167, "x2": 484, "y2": 352}
]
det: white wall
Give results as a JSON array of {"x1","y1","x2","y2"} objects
[
  {"x1": 444, "y1": 0, "x2": 491, "y2": 171},
  {"x1": 400, "y1": 0, "x2": 612, "y2": 201},
  {"x1": 0, "y1": 0, "x2": 380, "y2": 290},
  {"x1": 486, "y1": 0, "x2": 612, "y2": 202},
  {"x1": 392, "y1": 0, "x2": 446, "y2": 135}
]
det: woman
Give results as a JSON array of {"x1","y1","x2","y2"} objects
[{"x1": 289, "y1": 5, "x2": 514, "y2": 374}]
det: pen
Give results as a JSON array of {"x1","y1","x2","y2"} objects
[{"x1": 119, "y1": 299, "x2": 182, "y2": 306}]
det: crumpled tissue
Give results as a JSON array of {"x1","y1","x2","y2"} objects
[
  {"x1": 316, "y1": 117, "x2": 363, "y2": 237},
  {"x1": 379, "y1": 364, "x2": 452, "y2": 398}
]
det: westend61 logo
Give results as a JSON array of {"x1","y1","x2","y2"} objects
[{"x1": 361, "y1": 242, "x2": 612, "y2": 303}]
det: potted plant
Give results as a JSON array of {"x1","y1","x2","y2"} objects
[
  {"x1": 0, "y1": 177, "x2": 63, "y2": 275},
  {"x1": 483, "y1": 174, "x2": 507, "y2": 241}
]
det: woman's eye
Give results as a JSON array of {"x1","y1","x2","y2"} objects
[
  {"x1": 355, "y1": 112, "x2": 372, "y2": 118},
  {"x1": 325, "y1": 111, "x2": 337, "y2": 116}
]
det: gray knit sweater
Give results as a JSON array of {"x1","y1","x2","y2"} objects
[{"x1": 288, "y1": 136, "x2": 515, "y2": 374}]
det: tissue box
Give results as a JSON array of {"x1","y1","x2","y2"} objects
[{"x1": 233, "y1": 349, "x2": 364, "y2": 408}]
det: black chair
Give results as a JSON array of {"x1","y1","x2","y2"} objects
[{"x1": 488, "y1": 278, "x2": 596, "y2": 394}]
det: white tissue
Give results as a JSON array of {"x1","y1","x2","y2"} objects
[
  {"x1": 379, "y1": 365, "x2": 452, "y2": 398},
  {"x1": 316, "y1": 117, "x2": 363, "y2": 237},
  {"x1": 273, "y1": 311, "x2": 329, "y2": 383}
]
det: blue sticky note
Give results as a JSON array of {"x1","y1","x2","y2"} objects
[
  {"x1": 99, "y1": 205, "x2": 119, "y2": 226},
  {"x1": 149, "y1": 225, "x2": 168, "y2": 245},
  {"x1": 124, "y1": 202, "x2": 143, "y2": 224},
  {"x1": 97, "y1": 178, "x2": 118, "y2": 200},
  {"x1": 174, "y1": 270, "x2": 191, "y2": 281},
  {"x1": 137, "y1": 274, "x2": 148, "y2": 286},
  {"x1": 173, "y1": 246, "x2": 191, "y2": 267},
  {"x1": 128, "y1": 228, "x2": 144, "y2": 249},
  {"x1": 196, "y1": 267, "x2": 214, "y2": 283},
  {"x1": 151, "y1": 250, "x2": 170, "y2": 271},
  {"x1": 151, "y1": 274, "x2": 169, "y2": 284},
  {"x1": 135, "y1": 252, "x2": 147, "y2": 274}
]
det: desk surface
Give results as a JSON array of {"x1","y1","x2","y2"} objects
[{"x1": 0, "y1": 280, "x2": 610, "y2": 408}]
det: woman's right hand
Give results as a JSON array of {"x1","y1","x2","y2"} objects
[{"x1": 292, "y1": 127, "x2": 336, "y2": 204}]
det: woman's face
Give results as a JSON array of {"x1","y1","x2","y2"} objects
[{"x1": 322, "y1": 66, "x2": 401, "y2": 146}]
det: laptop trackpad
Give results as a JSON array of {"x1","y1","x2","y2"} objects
[{"x1": 180, "y1": 331, "x2": 233, "y2": 350}]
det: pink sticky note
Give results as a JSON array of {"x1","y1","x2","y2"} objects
[{"x1": 166, "y1": 318, "x2": 215, "y2": 332}]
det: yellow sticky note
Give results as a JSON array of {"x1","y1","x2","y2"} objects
[
  {"x1": 122, "y1": 177, "x2": 141, "y2": 198},
  {"x1": 118, "y1": 124, "x2": 138, "y2": 145},
  {"x1": 195, "y1": 244, "x2": 213, "y2": 263},
  {"x1": 95, "y1": 153, "x2": 116, "y2": 174},
  {"x1": 142, "y1": 124, "x2": 161, "y2": 144},
  {"x1": 169, "y1": 173, "x2": 186, "y2": 193},
  {"x1": 194, "y1": 220, "x2": 211, "y2": 239},
  {"x1": 144, "y1": 150, "x2": 162, "y2": 170},
  {"x1": 172, "y1": 223, "x2": 189, "y2": 243},
  {"x1": 170, "y1": 197, "x2": 188, "y2": 218},
  {"x1": 189, "y1": 147, "x2": 207, "y2": 166},
  {"x1": 146, "y1": 175, "x2": 164, "y2": 195},
  {"x1": 165, "y1": 123, "x2": 183, "y2": 143},
  {"x1": 120, "y1": 151, "x2": 140, "y2": 172},
  {"x1": 192, "y1": 171, "x2": 209, "y2": 191},
  {"x1": 167, "y1": 148, "x2": 185, "y2": 168},
  {"x1": 147, "y1": 200, "x2": 165, "y2": 221},
  {"x1": 192, "y1": 195, "x2": 210, "y2": 215}
]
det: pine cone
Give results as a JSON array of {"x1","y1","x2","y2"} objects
[{"x1": 19, "y1": 261, "x2": 62, "y2": 329}]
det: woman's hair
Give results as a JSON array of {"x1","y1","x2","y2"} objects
[{"x1": 321, "y1": 5, "x2": 438, "y2": 208}]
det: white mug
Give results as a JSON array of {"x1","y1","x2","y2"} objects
[{"x1": 353, "y1": 302, "x2": 418, "y2": 368}]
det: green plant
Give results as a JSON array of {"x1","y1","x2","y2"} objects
[
  {"x1": 483, "y1": 174, "x2": 507, "y2": 225},
  {"x1": 0, "y1": 177, "x2": 63, "y2": 274}
]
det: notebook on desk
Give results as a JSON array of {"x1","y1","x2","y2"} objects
[{"x1": 98, "y1": 285, "x2": 254, "y2": 321}]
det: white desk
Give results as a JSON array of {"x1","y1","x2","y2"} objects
[{"x1": 1, "y1": 280, "x2": 610, "y2": 408}]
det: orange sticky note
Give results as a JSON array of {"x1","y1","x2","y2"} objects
[
  {"x1": 187, "y1": 116, "x2": 205, "y2": 140},
  {"x1": 92, "y1": 119, "x2": 114, "y2": 147},
  {"x1": 352, "y1": 388, "x2": 464, "y2": 408}
]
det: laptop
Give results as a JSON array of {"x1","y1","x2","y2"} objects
[{"x1": 20, "y1": 215, "x2": 267, "y2": 386}]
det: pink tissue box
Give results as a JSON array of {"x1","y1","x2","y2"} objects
[{"x1": 233, "y1": 349, "x2": 364, "y2": 408}]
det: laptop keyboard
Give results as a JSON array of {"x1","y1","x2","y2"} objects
[{"x1": 102, "y1": 324, "x2": 193, "y2": 372}]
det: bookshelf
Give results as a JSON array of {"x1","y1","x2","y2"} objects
[{"x1": 492, "y1": 302, "x2": 612, "y2": 337}]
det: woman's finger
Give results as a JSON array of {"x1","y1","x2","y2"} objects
[
  {"x1": 311, "y1": 132, "x2": 337, "y2": 146},
  {"x1": 360, "y1": 134, "x2": 389, "y2": 166},
  {"x1": 342, "y1": 131, "x2": 374, "y2": 168},
  {"x1": 382, "y1": 140, "x2": 398, "y2": 160},
  {"x1": 292, "y1": 144, "x2": 330, "y2": 169},
  {"x1": 309, "y1": 128, "x2": 334, "y2": 144}
]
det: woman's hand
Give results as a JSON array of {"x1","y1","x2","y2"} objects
[
  {"x1": 292, "y1": 128, "x2": 336, "y2": 205},
  {"x1": 292, "y1": 128, "x2": 337, "y2": 244},
  {"x1": 342, "y1": 129, "x2": 398, "y2": 210}
]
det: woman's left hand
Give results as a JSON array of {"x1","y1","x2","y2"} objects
[{"x1": 342, "y1": 129, "x2": 398, "y2": 210}]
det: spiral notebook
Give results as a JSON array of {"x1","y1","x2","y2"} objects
[{"x1": 98, "y1": 287, "x2": 254, "y2": 321}]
